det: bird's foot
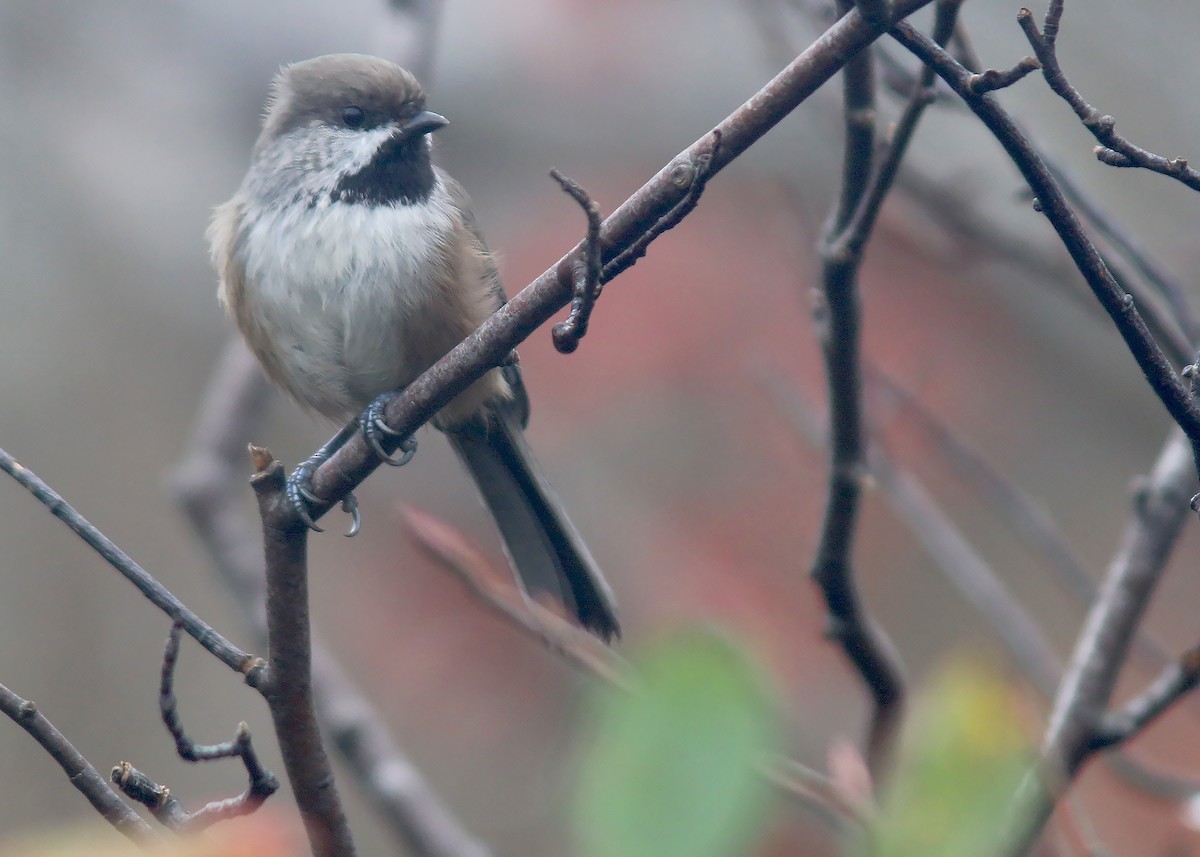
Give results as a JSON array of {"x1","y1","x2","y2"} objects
[
  {"x1": 286, "y1": 454, "x2": 362, "y2": 537},
  {"x1": 361, "y1": 391, "x2": 418, "y2": 467}
]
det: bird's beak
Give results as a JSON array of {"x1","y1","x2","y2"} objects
[{"x1": 399, "y1": 110, "x2": 448, "y2": 138}]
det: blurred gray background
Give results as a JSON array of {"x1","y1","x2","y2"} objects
[{"x1": 2, "y1": 1, "x2": 1200, "y2": 854}]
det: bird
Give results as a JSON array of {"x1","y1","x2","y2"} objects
[{"x1": 208, "y1": 54, "x2": 620, "y2": 640}]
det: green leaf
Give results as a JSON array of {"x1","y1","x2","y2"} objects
[{"x1": 573, "y1": 627, "x2": 777, "y2": 857}]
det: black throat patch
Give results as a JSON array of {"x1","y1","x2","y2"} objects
[{"x1": 331, "y1": 133, "x2": 436, "y2": 206}]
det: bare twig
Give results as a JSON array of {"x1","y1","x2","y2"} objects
[
  {"x1": 1044, "y1": 155, "x2": 1200, "y2": 348},
  {"x1": 1017, "y1": 6, "x2": 1200, "y2": 192},
  {"x1": 598, "y1": 129, "x2": 722, "y2": 283},
  {"x1": 764, "y1": 368, "x2": 1062, "y2": 695},
  {"x1": 548, "y1": 170, "x2": 604, "y2": 354},
  {"x1": 158, "y1": 622, "x2": 278, "y2": 831},
  {"x1": 1007, "y1": 431, "x2": 1195, "y2": 853},
  {"x1": 0, "y1": 447, "x2": 255, "y2": 675},
  {"x1": 829, "y1": 0, "x2": 961, "y2": 261},
  {"x1": 400, "y1": 506, "x2": 630, "y2": 689},
  {"x1": 1093, "y1": 644, "x2": 1200, "y2": 751},
  {"x1": 111, "y1": 762, "x2": 187, "y2": 830},
  {"x1": 890, "y1": 21, "x2": 1200, "y2": 472},
  {"x1": 808, "y1": 0, "x2": 905, "y2": 780},
  {"x1": 172, "y1": 341, "x2": 492, "y2": 857},
  {"x1": 891, "y1": 24, "x2": 1200, "y2": 849},
  {"x1": 0, "y1": 685, "x2": 156, "y2": 844},
  {"x1": 804, "y1": 0, "x2": 970, "y2": 779},
  {"x1": 250, "y1": 450, "x2": 357, "y2": 857},
  {"x1": 296, "y1": 0, "x2": 939, "y2": 529},
  {"x1": 966, "y1": 56, "x2": 1040, "y2": 95}
]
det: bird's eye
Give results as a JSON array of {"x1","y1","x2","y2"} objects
[{"x1": 341, "y1": 106, "x2": 366, "y2": 128}]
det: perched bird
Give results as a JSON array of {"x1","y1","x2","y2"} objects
[{"x1": 209, "y1": 54, "x2": 619, "y2": 640}]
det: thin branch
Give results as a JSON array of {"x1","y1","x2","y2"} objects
[
  {"x1": 295, "y1": 0, "x2": 939, "y2": 529},
  {"x1": 870, "y1": 367, "x2": 1200, "y2": 700},
  {"x1": 158, "y1": 622, "x2": 279, "y2": 831},
  {"x1": 805, "y1": 0, "x2": 967, "y2": 780},
  {"x1": 0, "y1": 447, "x2": 255, "y2": 675},
  {"x1": 1043, "y1": 155, "x2": 1200, "y2": 347},
  {"x1": 807, "y1": 0, "x2": 904, "y2": 780},
  {"x1": 1016, "y1": 7, "x2": 1200, "y2": 192},
  {"x1": 171, "y1": 341, "x2": 492, "y2": 857},
  {"x1": 400, "y1": 506, "x2": 630, "y2": 689},
  {"x1": 250, "y1": 450, "x2": 357, "y2": 857},
  {"x1": 1092, "y1": 644, "x2": 1200, "y2": 752},
  {"x1": 966, "y1": 56, "x2": 1040, "y2": 95},
  {"x1": 890, "y1": 20, "x2": 1200, "y2": 476},
  {"x1": 1008, "y1": 431, "x2": 1195, "y2": 853},
  {"x1": 0, "y1": 685, "x2": 156, "y2": 844},
  {"x1": 891, "y1": 25, "x2": 1200, "y2": 849},
  {"x1": 829, "y1": 0, "x2": 878, "y2": 233},
  {"x1": 765, "y1": 368, "x2": 1061, "y2": 695},
  {"x1": 830, "y1": 0, "x2": 962, "y2": 261}
]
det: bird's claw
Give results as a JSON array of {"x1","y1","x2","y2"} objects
[
  {"x1": 362, "y1": 393, "x2": 418, "y2": 466},
  {"x1": 285, "y1": 460, "x2": 325, "y2": 533},
  {"x1": 286, "y1": 458, "x2": 362, "y2": 537},
  {"x1": 341, "y1": 494, "x2": 362, "y2": 538}
]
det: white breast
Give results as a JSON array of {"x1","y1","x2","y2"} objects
[{"x1": 235, "y1": 177, "x2": 459, "y2": 420}]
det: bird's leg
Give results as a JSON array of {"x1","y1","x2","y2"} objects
[
  {"x1": 287, "y1": 421, "x2": 363, "y2": 536},
  {"x1": 361, "y1": 390, "x2": 418, "y2": 467}
]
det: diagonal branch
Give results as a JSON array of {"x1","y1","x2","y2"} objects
[
  {"x1": 0, "y1": 447, "x2": 255, "y2": 674},
  {"x1": 0, "y1": 684, "x2": 157, "y2": 845},
  {"x1": 294, "y1": 0, "x2": 939, "y2": 528},
  {"x1": 889, "y1": 21, "x2": 1200, "y2": 473}
]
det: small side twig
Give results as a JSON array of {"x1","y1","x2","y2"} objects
[
  {"x1": 158, "y1": 622, "x2": 278, "y2": 830},
  {"x1": 1044, "y1": 155, "x2": 1200, "y2": 347},
  {"x1": 548, "y1": 170, "x2": 604, "y2": 354},
  {"x1": 0, "y1": 685, "x2": 155, "y2": 844},
  {"x1": 966, "y1": 56, "x2": 1040, "y2": 94},
  {"x1": 114, "y1": 622, "x2": 279, "y2": 833},
  {"x1": 600, "y1": 128, "x2": 723, "y2": 284},
  {"x1": 1017, "y1": 5, "x2": 1200, "y2": 191},
  {"x1": 1092, "y1": 644, "x2": 1200, "y2": 751},
  {"x1": 1002, "y1": 431, "x2": 1197, "y2": 855}
]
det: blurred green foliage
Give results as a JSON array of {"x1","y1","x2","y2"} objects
[
  {"x1": 573, "y1": 627, "x2": 778, "y2": 857},
  {"x1": 858, "y1": 658, "x2": 1034, "y2": 857}
]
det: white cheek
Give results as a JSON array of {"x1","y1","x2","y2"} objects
[{"x1": 249, "y1": 125, "x2": 397, "y2": 200}]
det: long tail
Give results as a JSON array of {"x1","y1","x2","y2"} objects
[{"x1": 446, "y1": 409, "x2": 620, "y2": 641}]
